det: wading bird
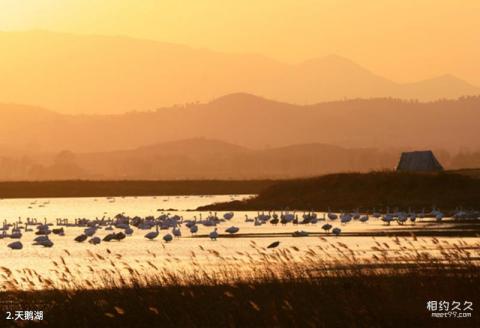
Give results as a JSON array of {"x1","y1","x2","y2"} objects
[
  {"x1": 209, "y1": 228, "x2": 218, "y2": 241},
  {"x1": 322, "y1": 223, "x2": 332, "y2": 233}
]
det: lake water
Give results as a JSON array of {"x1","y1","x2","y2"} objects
[{"x1": 0, "y1": 195, "x2": 477, "y2": 291}]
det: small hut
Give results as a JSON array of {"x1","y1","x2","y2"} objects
[{"x1": 396, "y1": 150, "x2": 443, "y2": 172}]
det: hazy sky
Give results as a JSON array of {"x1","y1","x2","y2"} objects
[{"x1": 0, "y1": 0, "x2": 479, "y2": 84}]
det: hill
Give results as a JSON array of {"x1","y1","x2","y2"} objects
[
  {"x1": 198, "y1": 171, "x2": 480, "y2": 211},
  {"x1": 0, "y1": 95, "x2": 479, "y2": 154},
  {"x1": 6, "y1": 139, "x2": 397, "y2": 180},
  {"x1": 0, "y1": 31, "x2": 478, "y2": 114},
  {"x1": 73, "y1": 139, "x2": 397, "y2": 180}
]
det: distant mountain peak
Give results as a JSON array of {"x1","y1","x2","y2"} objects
[
  {"x1": 210, "y1": 93, "x2": 280, "y2": 106},
  {"x1": 0, "y1": 31, "x2": 479, "y2": 113},
  {"x1": 423, "y1": 73, "x2": 477, "y2": 86},
  {"x1": 401, "y1": 74, "x2": 480, "y2": 98},
  {"x1": 299, "y1": 54, "x2": 370, "y2": 71}
]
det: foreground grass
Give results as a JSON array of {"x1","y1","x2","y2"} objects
[
  {"x1": 2, "y1": 271, "x2": 479, "y2": 328},
  {"x1": 1, "y1": 237, "x2": 479, "y2": 327}
]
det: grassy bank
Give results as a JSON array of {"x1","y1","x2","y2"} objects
[
  {"x1": 198, "y1": 171, "x2": 480, "y2": 211},
  {"x1": 0, "y1": 180, "x2": 275, "y2": 199}
]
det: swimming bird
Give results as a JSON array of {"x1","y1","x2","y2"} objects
[
  {"x1": 84, "y1": 226, "x2": 97, "y2": 237},
  {"x1": 225, "y1": 226, "x2": 239, "y2": 234},
  {"x1": 34, "y1": 235, "x2": 54, "y2": 247},
  {"x1": 267, "y1": 241, "x2": 280, "y2": 249},
  {"x1": 397, "y1": 213, "x2": 408, "y2": 225},
  {"x1": 10, "y1": 230, "x2": 22, "y2": 239},
  {"x1": 327, "y1": 212, "x2": 338, "y2": 220},
  {"x1": 52, "y1": 227, "x2": 65, "y2": 236},
  {"x1": 410, "y1": 214, "x2": 417, "y2": 225},
  {"x1": 359, "y1": 215, "x2": 369, "y2": 223},
  {"x1": 33, "y1": 236, "x2": 49, "y2": 243},
  {"x1": 244, "y1": 215, "x2": 254, "y2": 223},
  {"x1": 103, "y1": 233, "x2": 116, "y2": 242},
  {"x1": 114, "y1": 232, "x2": 126, "y2": 241},
  {"x1": 382, "y1": 214, "x2": 394, "y2": 225},
  {"x1": 322, "y1": 223, "x2": 332, "y2": 232},
  {"x1": 332, "y1": 227, "x2": 341, "y2": 236},
  {"x1": 435, "y1": 212, "x2": 444, "y2": 222},
  {"x1": 209, "y1": 228, "x2": 218, "y2": 240},
  {"x1": 270, "y1": 217, "x2": 279, "y2": 225},
  {"x1": 145, "y1": 225, "x2": 159, "y2": 240},
  {"x1": 340, "y1": 213, "x2": 352, "y2": 224},
  {"x1": 88, "y1": 237, "x2": 101, "y2": 245},
  {"x1": 74, "y1": 234, "x2": 88, "y2": 242},
  {"x1": 7, "y1": 241, "x2": 23, "y2": 250},
  {"x1": 292, "y1": 230, "x2": 308, "y2": 237},
  {"x1": 163, "y1": 233, "x2": 173, "y2": 242},
  {"x1": 189, "y1": 225, "x2": 198, "y2": 235}
]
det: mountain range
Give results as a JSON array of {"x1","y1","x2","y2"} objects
[
  {"x1": 1, "y1": 93, "x2": 479, "y2": 154},
  {"x1": 0, "y1": 30, "x2": 479, "y2": 114},
  {"x1": 1, "y1": 138, "x2": 400, "y2": 180}
]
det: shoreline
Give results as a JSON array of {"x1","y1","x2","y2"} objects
[
  {"x1": 198, "y1": 171, "x2": 480, "y2": 212},
  {"x1": 0, "y1": 180, "x2": 272, "y2": 199}
]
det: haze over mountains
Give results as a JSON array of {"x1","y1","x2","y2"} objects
[
  {"x1": 1, "y1": 136, "x2": 478, "y2": 181},
  {"x1": 1, "y1": 94, "x2": 479, "y2": 155},
  {"x1": 18, "y1": 139, "x2": 399, "y2": 180},
  {"x1": 1, "y1": 92, "x2": 480, "y2": 180},
  {"x1": 1, "y1": 30, "x2": 479, "y2": 180},
  {"x1": 0, "y1": 31, "x2": 479, "y2": 114}
]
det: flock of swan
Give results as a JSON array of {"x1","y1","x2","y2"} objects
[{"x1": 1, "y1": 207, "x2": 478, "y2": 250}]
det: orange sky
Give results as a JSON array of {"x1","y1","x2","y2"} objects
[{"x1": 0, "y1": 0, "x2": 479, "y2": 85}]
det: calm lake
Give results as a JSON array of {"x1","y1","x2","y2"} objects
[{"x1": 0, "y1": 195, "x2": 476, "y2": 291}]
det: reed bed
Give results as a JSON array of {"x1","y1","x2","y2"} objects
[{"x1": 1, "y1": 236, "x2": 479, "y2": 327}]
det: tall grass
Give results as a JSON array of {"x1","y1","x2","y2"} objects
[{"x1": 1, "y1": 236, "x2": 479, "y2": 327}]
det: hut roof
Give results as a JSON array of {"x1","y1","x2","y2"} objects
[{"x1": 396, "y1": 151, "x2": 443, "y2": 172}]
